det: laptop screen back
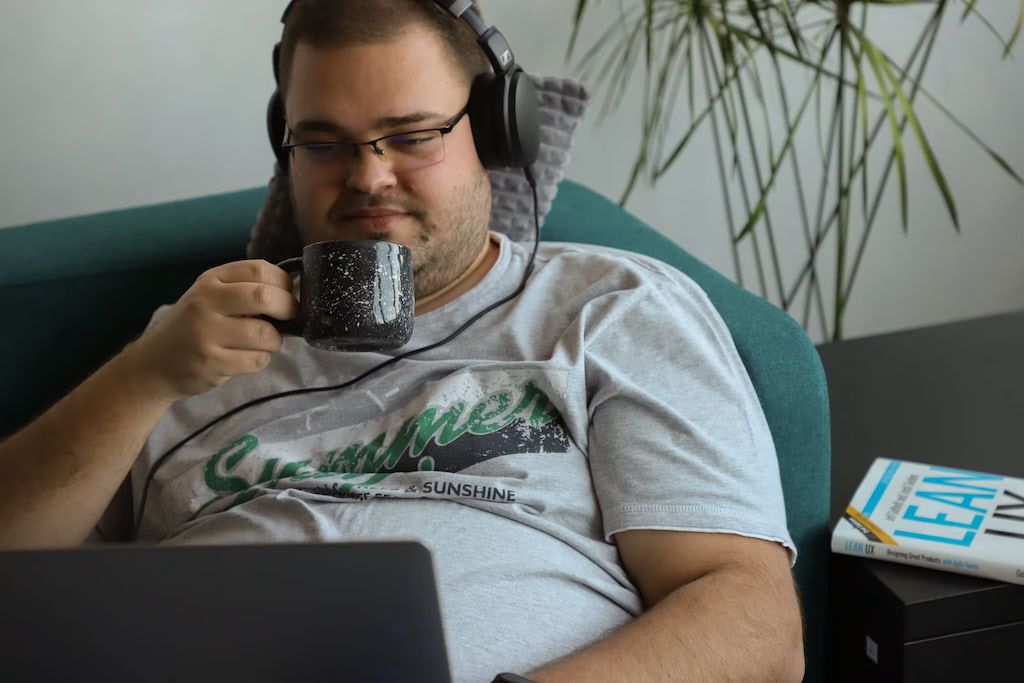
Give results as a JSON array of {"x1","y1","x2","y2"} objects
[{"x1": 0, "y1": 541, "x2": 451, "y2": 683}]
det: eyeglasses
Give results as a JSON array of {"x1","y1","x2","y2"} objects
[{"x1": 282, "y1": 105, "x2": 469, "y2": 181}]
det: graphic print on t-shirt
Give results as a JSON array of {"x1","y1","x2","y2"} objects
[{"x1": 180, "y1": 369, "x2": 573, "y2": 524}]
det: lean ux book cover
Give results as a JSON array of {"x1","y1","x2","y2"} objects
[{"x1": 832, "y1": 458, "x2": 1024, "y2": 585}]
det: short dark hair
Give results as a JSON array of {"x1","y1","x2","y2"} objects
[{"x1": 278, "y1": 0, "x2": 491, "y2": 102}]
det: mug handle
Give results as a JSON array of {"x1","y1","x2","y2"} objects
[{"x1": 262, "y1": 256, "x2": 303, "y2": 337}]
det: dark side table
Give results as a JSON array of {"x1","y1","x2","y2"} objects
[{"x1": 818, "y1": 311, "x2": 1024, "y2": 683}]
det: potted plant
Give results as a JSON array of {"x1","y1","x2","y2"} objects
[{"x1": 569, "y1": 0, "x2": 1022, "y2": 340}]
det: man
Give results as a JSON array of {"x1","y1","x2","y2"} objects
[{"x1": 0, "y1": 1, "x2": 804, "y2": 681}]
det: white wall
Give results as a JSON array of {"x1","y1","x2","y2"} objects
[{"x1": 1, "y1": 0, "x2": 1021, "y2": 342}]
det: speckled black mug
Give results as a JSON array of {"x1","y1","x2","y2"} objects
[{"x1": 268, "y1": 240, "x2": 414, "y2": 352}]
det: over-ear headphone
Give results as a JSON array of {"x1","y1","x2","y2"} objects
[{"x1": 267, "y1": 0, "x2": 541, "y2": 171}]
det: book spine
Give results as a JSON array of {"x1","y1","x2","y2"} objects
[{"x1": 831, "y1": 534, "x2": 1024, "y2": 585}]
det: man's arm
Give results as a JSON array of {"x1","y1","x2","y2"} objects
[
  {"x1": 0, "y1": 259, "x2": 300, "y2": 549},
  {"x1": 527, "y1": 530, "x2": 804, "y2": 683},
  {"x1": 0, "y1": 347, "x2": 175, "y2": 548}
]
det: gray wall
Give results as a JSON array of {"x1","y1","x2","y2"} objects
[{"x1": 1, "y1": 0, "x2": 1021, "y2": 341}]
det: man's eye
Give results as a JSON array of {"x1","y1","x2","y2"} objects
[
  {"x1": 390, "y1": 135, "x2": 434, "y2": 147},
  {"x1": 305, "y1": 143, "x2": 340, "y2": 156}
]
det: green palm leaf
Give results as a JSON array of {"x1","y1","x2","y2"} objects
[
  {"x1": 858, "y1": 30, "x2": 960, "y2": 231},
  {"x1": 861, "y1": 37, "x2": 910, "y2": 232},
  {"x1": 1009, "y1": 0, "x2": 1024, "y2": 55}
]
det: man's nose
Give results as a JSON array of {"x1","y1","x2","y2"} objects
[{"x1": 344, "y1": 144, "x2": 398, "y2": 195}]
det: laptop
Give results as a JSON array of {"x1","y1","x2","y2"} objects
[{"x1": 0, "y1": 541, "x2": 452, "y2": 682}]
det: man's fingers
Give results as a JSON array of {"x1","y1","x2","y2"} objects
[
  {"x1": 209, "y1": 259, "x2": 296, "y2": 292},
  {"x1": 218, "y1": 349, "x2": 275, "y2": 376},
  {"x1": 214, "y1": 281, "x2": 300, "y2": 321},
  {"x1": 219, "y1": 318, "x2": 285, "y2": 354}
]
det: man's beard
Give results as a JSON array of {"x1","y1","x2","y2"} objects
[
  {"x1": 404, "y1": 172, "x2": 491, "y2": 299},
  {"x1": 293, "y1": 171, "x2": 492, "y2": 300},
  {"x1": 335, "y1": 172, "x2": 491, "y2": 300}
]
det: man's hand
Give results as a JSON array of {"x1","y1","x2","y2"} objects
[{"x1": 122, "y1": 260, "x2": 299, "y2": 403}]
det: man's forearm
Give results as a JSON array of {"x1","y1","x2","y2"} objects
[
  {"x1": 527, "y1": 563, "x2": 804, "y2": 683},
  {"x1": 0, "y1": 343, "x2": 175, "y2": 548}
]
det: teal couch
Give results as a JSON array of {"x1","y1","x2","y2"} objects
[{"x1": 0, "y1": 179, "x2": 830, "y2": 682}]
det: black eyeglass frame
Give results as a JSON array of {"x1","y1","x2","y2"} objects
[{"x1": 281, "y1": 105, "x2": 470, "y2": 164}]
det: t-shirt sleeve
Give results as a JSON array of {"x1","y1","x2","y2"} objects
[{"x1": 584, "y1": 272, "x2": 796, "y2": 564}]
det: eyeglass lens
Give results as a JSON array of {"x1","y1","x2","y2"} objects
[{"x1": 291, "y1": 130, "x2": 447, "y2": 180}]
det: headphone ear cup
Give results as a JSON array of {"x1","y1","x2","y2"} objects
[
  {"x1": 508, "y1": 71, "x2": 540, "y2": 168},
  {"x1": 267, "y1": 89, "x2": 289, "y2": 171},
  {"x1": 468, "y1": 73, "x2": 504, "y2": 169},
  {"x1": 468, "y1": 70, "x2": 541, "y2": 169}
]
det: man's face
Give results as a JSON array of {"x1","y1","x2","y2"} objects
[{"x1": 284, "y1": 29, "x2": 492, "y2": 299}]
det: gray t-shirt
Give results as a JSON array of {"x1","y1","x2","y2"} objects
[{"x1": 128, "y1": 232, "x2": 795, "y2": 682}]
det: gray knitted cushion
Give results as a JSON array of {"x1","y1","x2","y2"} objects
[{"x1": 246, "y1": 76, "x2": 589, "y2": 263}]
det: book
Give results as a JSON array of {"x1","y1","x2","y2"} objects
[{"x1": 832, "y1": 457, "x2": 1024, "y2": 585}]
